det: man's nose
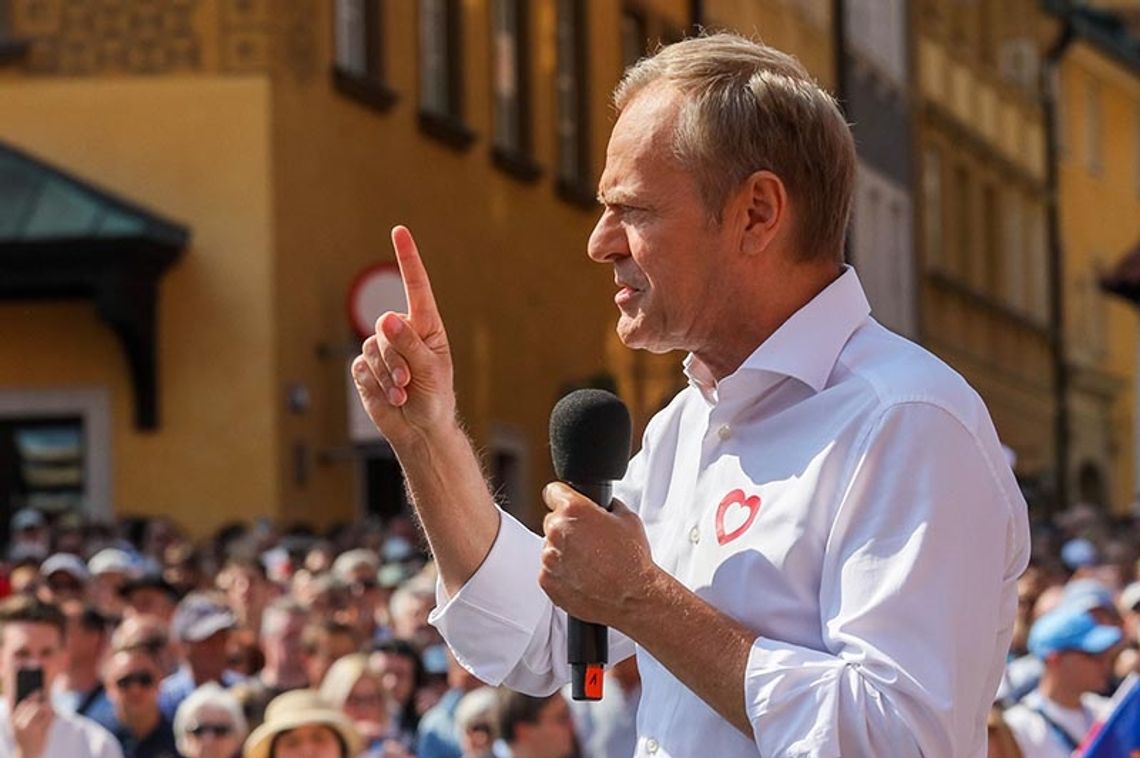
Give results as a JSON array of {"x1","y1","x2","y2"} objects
[{"x1": 587, "y1": 210, "x2": 628, "y2": 264}]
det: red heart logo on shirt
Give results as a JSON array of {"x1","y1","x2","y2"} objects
[{"x1": 715, "y1": 489, "x2": 762, "y2": 545}]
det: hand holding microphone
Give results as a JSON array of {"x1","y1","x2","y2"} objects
[{"x1": 544, "y1": 389, "x2": 633, "y2": 701}]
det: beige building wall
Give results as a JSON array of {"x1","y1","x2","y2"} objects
[{"x1": 0, "y1": 77, "x2": 278, "y2": 532}]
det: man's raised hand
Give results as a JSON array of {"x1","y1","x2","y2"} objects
[{"x1": 352, "y1": 226, "x2": 456, "y2": 446}]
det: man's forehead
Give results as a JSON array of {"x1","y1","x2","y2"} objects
[{"x1": 1, "y1": 621, "x2": 62, "y2": 647}]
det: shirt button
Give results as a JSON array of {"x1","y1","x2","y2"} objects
[
  {"x1": 646, "y1": 737, "x2": 660, "y2": 753},
  {"x1": 689, "y1": 526, "x2": 700, "y2": 544},
  {"x1": 717, "y1": 424, "x2": 732, "y2": 440}
]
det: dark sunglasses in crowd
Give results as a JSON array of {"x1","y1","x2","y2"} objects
[
  {"x1": 115, "y1": 671, "x2": 156, "y2": 690},
  {"x1": 189, "y1": 722, "x2": 234, "y2": 738}
]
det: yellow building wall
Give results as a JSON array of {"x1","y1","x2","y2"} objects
[
  {"x1": 1058, "y1": 44, "x2": 1140, "y2": 512},
  {"x1": 0, "y1": 77, "x2": 279, "y2": 533}
]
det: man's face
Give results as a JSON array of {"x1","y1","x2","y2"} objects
[
  {"x1": 186, "y1": 630, "x2": 230, "y2": 680},
  {"x1": 0, "y1": 622, "x2": 65, "y2": 708},
  {"x1": 105, "y1": 650, "x2": 161, "y2": 723},
  {"x1": 41, "y1": 571, "x2": 87, "y2": 604},
  {"x1": 1055, "y1": 649, "x2": 1114, "y2": 696},
  {"x1": 519, "y1": 695, "x2": 575, "y2": 758},
  {"x1": 63, "y1": 608, "x2": 104, "y2": 666},
  {"x1": 371, "y1": 651, "x2": 416, "y2": 705},
  {"x1": 588, "y1": 84, "x2": 738, "y2": 356},
  {"x1": 304, "y1": 630, "x2": 358, "y2": 687}
]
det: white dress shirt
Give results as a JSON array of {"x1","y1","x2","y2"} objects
[
  {"x1": 0, "y1": 700, "x2": 123, "y2": 758},
  {"x1": 432, "y1": 268, "x2": 1031, "y2": 757}
]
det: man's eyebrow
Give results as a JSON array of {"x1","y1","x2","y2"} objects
[{"x1": 597, "y1": 188, "x2": 638, "y2": 206}]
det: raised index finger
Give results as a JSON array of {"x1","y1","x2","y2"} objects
[{"x1": 390, "y1": 225, "x2": 443, "y2": 333}]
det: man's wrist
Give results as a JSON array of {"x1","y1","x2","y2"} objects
[{"x1": 621, "y1": 563, "x2": 679, "y2": 639}]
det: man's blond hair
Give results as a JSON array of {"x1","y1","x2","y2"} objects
[{"x1": 615, "y1": 33, "x2": 855, "y2": 264}]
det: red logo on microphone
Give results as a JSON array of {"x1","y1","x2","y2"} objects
[{"x1": 715, "y1": 489, "x2": 762, "y2": 545}]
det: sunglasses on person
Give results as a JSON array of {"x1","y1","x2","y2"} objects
[
  {"x1": 115, "y1": 671, "x2": 156, "y2": 690},
  {"x1": 188, "y1": 723, "x2": 234, "y2": 738},
  {"x1": 467, "y1": 723, "x2": 492, "y2": 735}
]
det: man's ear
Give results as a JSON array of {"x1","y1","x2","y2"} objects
[{"x1": 735, "y1": 169, "x2": 788, "y2": 257}]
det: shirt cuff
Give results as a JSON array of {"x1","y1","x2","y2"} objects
[{"x1": 429, "y1": 508, "x2": 547, "y2": 685}]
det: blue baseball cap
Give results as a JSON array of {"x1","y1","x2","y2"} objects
[
  {"x1": 1061, "y1": 579, "x2": 1115, "y2": 613},
  {"x1": 1028, "y1": 606, "x2": 1122, "y2": 659}
]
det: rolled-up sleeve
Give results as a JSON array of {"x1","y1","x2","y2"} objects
[
  {"x1": 744, "y1": 402, "x2": 1030, "y2": 757},
  {"x1": 430, "y1": 508, "x2": 637, "y2": 696}
]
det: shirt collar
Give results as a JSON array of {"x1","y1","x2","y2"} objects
[{"x1": 683, "y1": 266, "x2": 870, "y2": 400}]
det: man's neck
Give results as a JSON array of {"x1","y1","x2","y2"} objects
[
  {"x1": 123, "y1": 708, "x2": 161, "y2": 739},
  {"x1": 1039, "y1": 675, "x2": 1083, "y2": 710},
  {"x1": 260, "y1": 665, "x2": 306, "y2": 691}
]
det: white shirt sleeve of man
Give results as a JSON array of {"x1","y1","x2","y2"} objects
[{"x1": 743, "y1": 401, "x2": 1029, "y2": 757}]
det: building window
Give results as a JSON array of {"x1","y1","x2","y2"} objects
[
  {"x1": 0, "y1": 388, "x2": 112, "y2": 523},
  {"x1": 922, "y1": 148, "x2": 943, "y2": 271},
  {"x1": 982, "y1": 183, "x2": 1002, "y2": 298},
  {"x1": 555, "y1": 0, "x2": 592, "y2": 205},
  {"x1": 490, "y1": 0, "x2": 539, "y2": 179},
  {"x1": 1085, "y1": 79, "x2": 1102, "y2": 176},
  {"x1": 332, "y1": 0, "x2": 396, "y2": 111},
  {"x1": 418, "y1": 0, "x2": 473, "y2": 148},
  {"x1": 951, "y1": 163, "x2": 973, "y2": 283},
  {"x1": 1003, "y1": 190, "x2": 1026, "y2": 312}
]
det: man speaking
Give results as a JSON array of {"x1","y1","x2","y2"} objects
[{"x1": 352, "y1": 34, "x2": 1030, "y2": 757}]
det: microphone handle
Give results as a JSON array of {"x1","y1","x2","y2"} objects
[{"x1": 566, "y1": 480, "x2": 612, "y2": 701}]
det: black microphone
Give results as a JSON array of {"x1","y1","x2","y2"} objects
[{"x1": 549, "y1": 388, "x2": 632, "y2": 701}]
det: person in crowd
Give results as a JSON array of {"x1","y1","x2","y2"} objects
[
  {"x1": 0, "y1": 595, "x2": 123, "y2": 757},
  {"x1": 320, "y1": 652, "x2": 412, "y2": 756},
  {"x1": 88, "y1": 548, "x2": 138, "y2": 618},
  {"x1": 217, "y1": 556, "x2": 273, "y2": 634},
  {"x1": 231, "y1": 597, "x2": 310, "y2": 728},
  {"x1": 225, "y1": 625, "x2": 265, "y2": 677},
  {"x1": 566, "y1": 654, "x2": 640, "y2": 758},
  {"x1": 103, "y1": 646, "x2": 178, "y2": 757},
  {"x1": 119, "y1": 574, "x2": 180, "y2": 624},
  {"x1": 333, "y1": 549, "x2": 385, "y2": 643},
  {"x1": 302, "y1": 618, "x2": 361, "y2": 691},
  {"x1": 987, "y1": 705, "x2": 1025, "y2": 758},
  {"x1": 243, "y1": 689, "x2": 361, "y2": 758},
  {"x1": 452, "y1": 687, "x2": 500, "y2": 758},
  {"x1": 1004, "y1": 604, "x2": 1121, "y2": 757},
  {"x1": 496, "y1": 691, "x2": 575, "y2": 758},
  {"x1": 370, "y1": 638, "x2": 424, "y2": 745},
  {"x1": 158, "y1": 592, "x2": 242, "y2": 719},
  {"x1": 172, "y1": 682, "x2": 248, "y2": 758},
  {"x1": 37, "y1": 552, "x2": 91, "y2": 605},
  {"x1": 54, "y1": 601, "x2": 116, "y2": 729},
  {"x1": 388, "y1": 578, "x2": 439, "y2": 648},
  {"x1": 112, "y1": 615, "x2": 179, "y2": 677},
  {"x1": 1114, "y1": 580, "x2": 1140, "y2": 680},
  {"x1": 8, "y1": 508, "x2": 50, "y2": 562},
  {"x1": 417, "y1": 647, "x2": 485, "y2": 758}
]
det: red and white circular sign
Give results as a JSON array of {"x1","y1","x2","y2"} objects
[{"x1": 347, "y1": 263, "x2": 407, "y2": 339}]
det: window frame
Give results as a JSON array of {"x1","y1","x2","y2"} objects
[
  {"x1": 417, "y1": 0, "x2": 475, "y2": 150},
  {"x1": 489, "y1": 0, "x2": 540, "y2": 180},
  {"x1": 554, "y1": 0, "x2": 594, "y2": 206},
  {"x1": 331, "y1": 0, "x2": 397, "y2": 113}
]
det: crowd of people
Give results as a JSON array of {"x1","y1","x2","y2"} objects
[
  {"x1": 988, "y1": 501, "x2": 1140, "y2": 757},
  {"x1": 6, "y1": 492, "x2": 1140, "y2": 758},
  {"x1": 0, "y1": 508, "x2": 637, "y2": 758}
]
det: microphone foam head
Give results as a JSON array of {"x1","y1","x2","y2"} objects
[{"x1": 550, "y1": 389, "x2": 632, "y2": 482}]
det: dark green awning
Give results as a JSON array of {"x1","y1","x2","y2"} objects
[{"x1": 0, "y1": 141, "x2": 189, "y2": 430}]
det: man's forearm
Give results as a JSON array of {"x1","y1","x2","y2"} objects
[
  {"x1": 392, "y1": 418, "x2": 502, "y2": 596},
  {"x1": 623, "y1": 569, "x2": 756, "y2": 737}
]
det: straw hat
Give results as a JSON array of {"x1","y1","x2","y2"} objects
[{"x1": 243, "y1": 689, "x2": 361, "y2": 758}]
